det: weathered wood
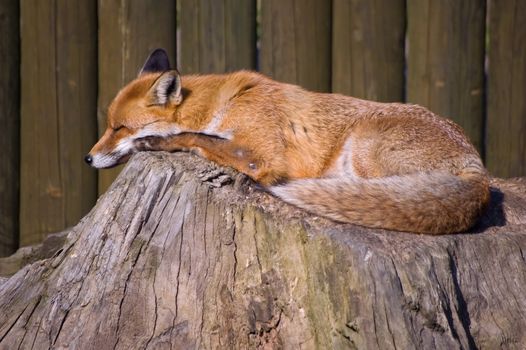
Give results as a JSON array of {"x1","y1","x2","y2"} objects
[
  {"x1": 179, "y1": 0, "x2": 256, "y2": 73},
  {"x1": 0, "y1": 231, "x2": 67, "y2": 277},
  {"x1": 1, "y1": 152, "x2": 526, "y2": 349},
  {"x1": 486, "y1": 0, "x2": 526, "y2": 178},
  {"x1": 97, "y1": 0, "x2": 176, "y2": 194},
  {"x1": 332, "y1": 0, "x2": 405, "y2": 102},
  {"x1": 0, "y1": 1, "x2": 19, "y2": 257},
  {"x1": 19, "y1": 0, "x2": 97, "y2": 247},
  {"x1": 260, "y1": 0, "x2": 332, "y2": 92},
  {"x1": 406, "y1": 0, "x2": 486, "y2": 152}
]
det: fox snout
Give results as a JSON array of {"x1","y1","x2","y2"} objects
[
  {"x1": 85, "y1": 137, "x2": 136, "y2": 169},
  {"x1": 84, "y1": 149, "x2": 135, "y2": 169},
  {"x1": 86, "y1": 130, "x2": 173, "y2": 169},
  {"x1": 84, "y1": 151, "x2": 127, "y2": 169}
]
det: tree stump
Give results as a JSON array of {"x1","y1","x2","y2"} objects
[{"x1": 1, "y1": 152, "x2": 526, "y2": 349}]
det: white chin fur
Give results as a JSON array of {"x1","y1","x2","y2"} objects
[
  {"x1": 135, "y1": 121, "x2": 232, "y2": 140},
  {"x1": 91, "y1": 153, "x2": 122, "y2": 169},
  {"x1": 135, "y1": 123, "x2": 182, "y2": 139},
  {"x1": 91, "y1": 138, "x2": 135, "y2": 169}
]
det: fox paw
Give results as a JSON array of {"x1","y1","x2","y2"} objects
[{"x1": 198, "y1": 169, "x2": 232, "y2": 188}]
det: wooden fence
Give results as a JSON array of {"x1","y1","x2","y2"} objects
[{"x1": 0, "y1": 0, "x2": 525, "y2": 256}]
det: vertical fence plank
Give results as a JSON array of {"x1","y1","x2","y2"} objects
[
  {"x1": 179, "y1": 0, "x2": 256, "y2": 73},
  {"x1": 56, "y1": 0, "x2": 98, "y2": 233},
  {"x1": 486, "y1": 0, "x2": 526, "y2": 178},
  {"x1": 260, "y1": 0, "x2": 331, "y2": 92},
  {"x1": 332, "y1": 0, "x2": 405, "y2": 102},
  {"x1": 20, "y1": 0, "x2": 98, "y2": 246},
  {"x1": 0, "y1": 1, "x2": 20, "y2": 256},
  {"x1": 406, "y1": 0, "x2": 486, "y2": 152},
  {"x1": 97, "y1": 0, "x2": 176, "y2": 194}
]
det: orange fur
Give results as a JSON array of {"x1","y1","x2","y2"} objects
[{"x1": 87, "y1": 50, "x2": 490, "y2": 234}]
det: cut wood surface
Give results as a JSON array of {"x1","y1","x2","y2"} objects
[
  {"x1": 0, "y1": 0, "x2": 20, "y2": 257},
  {"x1": 1, "y1": 153, "x2": 526, "y2": 349},
  {"x1": 260, "y1": 0, "x2": 331, "y2": 92},
  {"x1": 406, "y1": 0, "x2": 486, "y2": 153},
  {"x1": 486, "y1": 0, "x2": 526, "y2": 178},
  {"x1": 19, "y1": 0, "x2": 98, "y2": 247},
  {"x1": 179, "y1": 0, "x2": 256, "y2": 73},
  {"x1": 332, "y1": 0, "x2": 405, "y2": 102}
]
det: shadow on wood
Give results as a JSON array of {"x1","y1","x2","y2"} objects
[{"x1": 1, "y1": 153, "x2": 526, "y2": 349}]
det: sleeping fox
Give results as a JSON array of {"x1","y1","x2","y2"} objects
[{"x1": 86, "y1": 49, "x2": 490, "y2": 234}]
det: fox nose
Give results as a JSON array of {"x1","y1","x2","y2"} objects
[{"x1": 84, "y1": 154, "x2": 93, "y2": 165}]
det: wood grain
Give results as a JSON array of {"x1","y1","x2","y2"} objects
[
  {"x1": 486, "y1": 0, "x2": 526, "y2": 178},
  {"x1": 406, "y1": 0, "x2": 486, "y2": 153},
  {"x1": 19, "y1": 0, "x2": 97, "y2": 246},
  {"x1": 0, "y1": 0, "x2": 19, "y2": 256},
  {"x1": 97, "y1": 0, "x2": 177, "y2": 194},
  {"x1": 260, "y1": 0, "x2": 332, "y2": 92},
  {"x1": 1, "y1": 152, "x2": 526, "y2": 349},
  {"x1": 179, "y1": 0, "x2": 256, "y2": 74},
  {"x1": 332, "y1": 0, "x2": 405, "y2": 102}
]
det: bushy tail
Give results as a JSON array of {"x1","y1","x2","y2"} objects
[{"x1": 270, "y1": 168, "x2": 490, "y2": 234}]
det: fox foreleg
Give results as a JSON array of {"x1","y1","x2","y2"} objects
[{"x1": 135, "y1": 133, "x2": 277, "y2": 184}]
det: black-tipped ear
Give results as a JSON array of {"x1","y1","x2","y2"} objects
[
  {"x1": 149, "y1": 71, "x2": 182, "y2": 106},
  {"x1": 139, "y1": 48, "x2": 171, "y2": 75}
]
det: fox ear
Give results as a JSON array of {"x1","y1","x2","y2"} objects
[
  {"x1": 139, "y1": 48, "x2": 171, "y2": 75},
  {"x1": 149, "y1": 70, "x2": 182, "y2": 106}
]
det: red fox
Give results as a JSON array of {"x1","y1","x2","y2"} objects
[{"x1": 86, "y1": 49, "x2": 490, "y2": 234}]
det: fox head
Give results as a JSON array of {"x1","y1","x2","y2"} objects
[{"x1": 86, "y1": 49, "x2": 183, "y2": 168}]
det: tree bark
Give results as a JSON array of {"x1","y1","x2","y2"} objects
[{"x1": 1, "y1": 153, "x2": 526, "y2": 350}]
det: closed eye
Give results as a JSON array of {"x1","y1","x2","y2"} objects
[
  {"x1": 114, "y1": 125, "x2": 125, "y2": 132},
  {"x1": 144, "y1": 120, "x2": 160, "y2": 126}
]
